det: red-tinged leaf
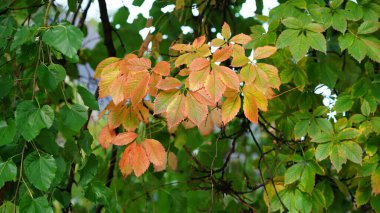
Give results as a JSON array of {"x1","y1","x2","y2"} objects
[
  {"x1": 189, "y1": 57, "x2": 210, "y2": 71},
  {"x1": 231, "y1": 55, "x2": 249, "y2": 67},
  {"x1": 124, "y1": 71, "x2": 150, "y2": 107},
  {"x1": 372, "y1": 168, "x2": 380, "y2": 195},
  {"x1": 239, "y1": 64, "x2": 256, "y2": 83},
  {"x1": 142, "y1": 139, "x2": 166, "y2": 166},
  {"x1": 254, "y1": 46, "x2": 277, "y2": 59},
  {"x1": 109, "y1": 74, "x2": 128, "y2": 105},
  {"x1": 243, "y1": 84, "x2": 259, "y2": 123},
  {"x1": 186, "y1": 92, "x2": 208, "y2": 126},
  {"x1": 213, "y1": 45, "x2": 233, "y2": 62},
  {"x1": 111, "y1": 132, "x2": 138, "y2": 146},
  {"x1": 230, "y1": 33, "x2": 252, "y2": 44},
  {"x1": 153, "y1": 61, "x2": 170, "y2": 76},
  {"x1": 205, "y1": 71, "x2": 226, "y2": 103},
  {"x1": 211, "y1": 38, "x2": 225, "y2": 47},
  {"x1": 98, "y1": 125, "x2": 116, "y2": 149},
  {"x1": 123, "y1": 106, "x2": 139, "y2": 131},
  {"x1": 191, "y1": 88, "x2": 214, "y2": 106},
  {"x1": 171, "y1": 44, "x2": 192, "y2": 51},
  {"x1": 134, "y1": 103, "x2": 150, "y2": 123},
  {"x1": 99, "y1": 66, "x2": 120, "y2": 98},
  {"x1": 156, "y1": 77, "x2": 182, "y2": 90},
  {"x1": 256, "y1": 63, "x2": 281, "y2": 89},
  {"x1": 166, "y1": 93, "x2": 187, "y2": 128},
  {"x1": 125, "y1": 58, "x2": 151, "y2": 71},
  {"x1": 94, "y1": 57, "x2": 120, "y2": 78},
  {"x1": 148, "y1": 73, "x2": 161, "y2": 96},
  {"x1": 198, "y1": 114, "x2": 214, "y2": 136},
  {"x1": 189, "y1": 68, "x2": 209, "y2": 91},
  {"x1": 108, "y1": 104, "x2": 126, "y2": 129},
  {"x1": 222, "y1": 22, "x2": 231, "y2": 39},
  {"x1": 119, "y1": 142, "x2": 135, "y2": 177},
  {"x1": 154, "y1": 91, "x2": 178, "y2": 114},
  {"x1": 221, "y1": 93, "x2": 241, "y2": 125},
  {"x1": 178, "y1": 68, "x2": 190, "y2": 76},
  {"x1": 211, "y1": 108, "x2": 222, "y2": 127},
  {"x1": 214, "y1": 65, "x2": 240, "y2": 91},
  {"x1": 131, "y1": 144, "x2": 150, "y2": 177},
  {"x1": 192, "y1": 35, "x2": 206, "y2": 49},
  {"x1": 168, "y1": 152, "x2": 178, "y2": 170}
]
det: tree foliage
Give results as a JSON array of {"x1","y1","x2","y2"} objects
[{"x1": 0, "y1": 0, "x2": 380, "y2": 212}]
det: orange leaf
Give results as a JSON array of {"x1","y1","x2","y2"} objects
[
  {"x1": 189, "y1": 57, "x2": 210, "y2": 71},
  {"x1": 123, "y1": 106, "x2": 139, "y2": 131},
  {"x1": 134, "y1": 103, "x2": 150, "y2": 123},
  {"x1": 230, "y1": 33, "x2": 252, "y2": 45},
  {"x1": 111, "y1": 132, "x2": 138, "y2": 146},
  {"x1": 131, "y1": 143, "x2": 150, "y2": 177},
  {"x1": 166, "y1": 93, "x2": 187, "y2": 128},
  {"x1": 239, "y1": 64, "x2": 256, "y2": 83},
  {"x1": 221, "y1": 93, "x2": 241, "y2": 125},
  {"x1": 189, "y1": 68, "x2": 209, "y2": 91},
  {"x1": 221, "y1": 22, "x2": 231, "y2": 39},
  {"x1": 109, "y1": 74, "x2": 128, "y2": 105},
  {"x1": 156, "y1": 77, "x2": 182, "y2": 90},
  {"x1": 124, "y1": 71, "x2": 150, "y2": 107},
  {"x1": 168, "y1": 152, "x2": 178, "y2": 170},
  {"x1": 191, "y1": 88, "x2": 214, "y2": 106},
  {"x1": 205, "y1": 71, "x2": 226, "y2": 103},
  {"x1": 94, "y1": 57, "x2": 120, "y2": 79},
  {"x1": 148, "y1": 72, "x2": 161, "y2": 96},
  {"x1": 125, "y1": 58, "x2": 151, "y2": 71},
  {"x1": 108, "y1": 104, "x2": 126, "y2": 129},
  {"x1": 372, "y1": 169, "x2": 380, "y2": 195},
  {"x1": 254, "y1": 46, "x2": 277, "y2": 59},
  {"x1": 212, "y1": 45, "x2": 233, "y2": 62},
  {"x1": 154, "y1": 91, "x2": 178, "y2": 114},
  {"x1": 178, "y1": 68, "x2": 190, "y2": 76},
  {"x1": 153, "y1": 61, "x2": 171, "y2": 76},
  {"x1": 119, "y1": 142, "x2": 135, "y2": 177},
  {"x1": 99, "y1": 65, "x2": 120, "y2": 98},
  {"x1": 186, "y1": 92, "x2": 208, "y2": 126},
  {"x1": 192, "y1": 35, "x2": 206, "y2": 49},
  {"x1": 243, "y1": 84, "x2": 259, "y2": 123},
  {"x1": 98, "y1": 125, "x2": 116, "y2": 149},
  {"x1": 211, "y1": 38, "x2": 225, "y2": 47},
  {"x1": 214, "y1": 65, "x2": 240, "y2": 91},
  {"x1": 142, "y1": 139, "x2": 166, "y2": 166}
]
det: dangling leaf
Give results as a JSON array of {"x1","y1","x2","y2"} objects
[
  {"x1": 214, "y1": 65, "x2": 240, "y2": 91},
  {"x1": 205, "y1": 71, "x2": 226, "y2": 103},
  {"x1": 243, "y1": 84, "x2": 259, "y2": 123},
  {"x1": 166, "y1": 93, "x2": 187, "y2": 128},
  {"x1": 98, "y1": 125, "x2": 116, "y2": 149},
  {"x1": 154, "y1": 91, "x2": 178, "y2": 114},
  {"x1": 213, "y1": 45, "x2": 233, "y2": 62},
  {"x1": 142, "y1": 139, "x2": 166, "y2": 166},
  {"x1": 221, "y1": 93, "x2": 241, "y2": 125},
  {"x1": 153, "y1": 61, "x2": 171, "y2": 76},
  {"x1": 111, "y1": 132, "x2": 138, "y2": 146},
  {"x1": 131, "y1": 144, "x2": 150, "y2": 177},
  {"x1": 186, "y1": 92, "x2": 208, "y2": 126}
]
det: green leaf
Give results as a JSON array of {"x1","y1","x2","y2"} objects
[
  {"x1": 10, "y1": 26, "x2": 36, "y2": 50},
  {"x1": 330, "y1": 144, "x2": 347, "y2": 172},
  {"x1": 315, "y1": 118, "x2": 333, "y2": 134},
  {"x1": 0, "y1": 160, "x2": 17, "y2": 188},
  {"x1": 315, "y1": 142, "x2": 333, "y2": 161},
  {"x1": 60, "y1": 104, "x2": 88, "y2": 133},
  {"x1": 0, "y1": 119, "x2": 16, "y2": 146},
  {"x1": 295, "y1": 190, "x2": 312, "y2": 213},
  {"x1": 85, "y1": 181, "x2": 112, "y2": 205},
  {"x1": 294, "y1": 120, "x2": 309, "y2": 138},
  {"x1": 348, "y1": 38, "x2": 367, "y2": 62},
  {"x1": 68, "y1": 0, "x2": 76, "y2": 12},
  {"x1": 78, "y1": 86, "x2": 99, "y2": 110},
  {"x1": 337, "y1": 128, "x2": 360, "y2": 140},
  {"x1": 332, "y1": 11, "x2": 347, "y2": 33},
  {"x1": 371, "y1": 195, "x2": 380, "y2": 211},
  {"x1": 285, "y1": 163, "x2": 304, "y2": 185},
  {"x1": 334, "y1": 95, "x2": 354, "y2": 113},
  {"x1": 361, "y1": 37, "x2": 380, "y2": 63},
  {"x1": 370, "y1": 117, "x2": 380, "y2": 134},
  {"x1": 289, "y1": 34, "x2": 309, "y2": 62},
  {"x1": 361, "y1": 99, "x2": 371, "y2": 116},
  {"x1": 19, "y1": 196, "x2": 53, "y2": 213},
  {"x1": 350, "y1": 114, "x2": 366, "y2": 124},
  {"x1": 298, "y1": 165, "x2": 315, "y2": 193},
  {"x1": 311, "y1": 132, "x2": 332, "y2": 143},
  {"x1": 132, "y1": 0, "x2": 144, "y2": 6},
  {"x1": 42, "y1": 24, "x2": 83, "y2": 60},
  {"x1": 306, "y1": 31, "x2": 326, "y2": 53},
  {"x1": 37, "y1": 64, "x2": 66, "y2": 91},
  {"x1": 79, "y1": 154, "x2": 98, "y2": 186},
  {"x1": 338, "y1": 33, "x2": 355, "y2": 51},
  {"x1": 276, "y1": 29, "x2": 300, "y2": 48},
  {"x1": 352, "y1": 78, "x2": 369, "y2": 98},
  {"x1": 358, "y1": 21, "x2": 380, "y2": 34},
  {"x1": 282, "y1": 17, "x2": 303, "y2": 29},
  {"x1": 340, "y1": 141, "x2": 362, "y2": 164},
  {"x1": 345, "y1": 1, "x2": 363, "y2": 21},
  {"x1": 330, "y1": 0, "x2": 343, "y2": 9},
  {"x1": 355, "y1": 182, "x2": 372, "y2": 207},
  {"x1": 24, "y1": 152, "x2": 57, "y2": 191},
  {"x1": 15, "y1": 101, "x2": 55, "y2": 141}
]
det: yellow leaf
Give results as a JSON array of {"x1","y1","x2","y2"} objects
[
  {"x1": 221, "y1": 22, "x2": 231, "y2": 39},
  {"x1": 222, "y1": 93, "x2": 241, "y2": 125},
  {"x1": 256, "y1": 63, "x2": 281, "y2": 89},
  {"x1": 108, "y1": 104, "x2": 126, "y2": 129},
  {"x1": 166, "y1": 93, "x2": 187, "y2": 128},
  {"x1": 99, "y1": 66, "x2": 120, "y2": 98},
  {"x1": 231, "y1": 55, "x2": 249, "y2": 67},
  {"x1": 123, "y1": 106, "x2": 139, "y2": 131},
  {"x1": 124, "y1": 71, "x2": 150, "y2": 107},
  {"x1": 189, "y1": 68, "x2": 209, "y2": 91},
  {"x1": 109, "y1": 74, "x2": 127, "y2": 105},
  {"x1": 230, "y1": 33, "x2": 252, "y2": 45},
  {"x1": 154, "y1": 91, "x2": 178, "y2": 114},
  {"x1": 372, "y1": 169, "x2": 380, "y2": 195},
  {"x1": 254, "y1": 46, "x2": 277, "y2": 59},
  {"x1": 211, "y1": 38, "x2": 225, "y2": 47},
  {"x1": 239, "y1": 64, "x2": 256, "y2": 83},
  {"x1": 94, "y1": 57, "x2": 120, "y2": 78}
]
